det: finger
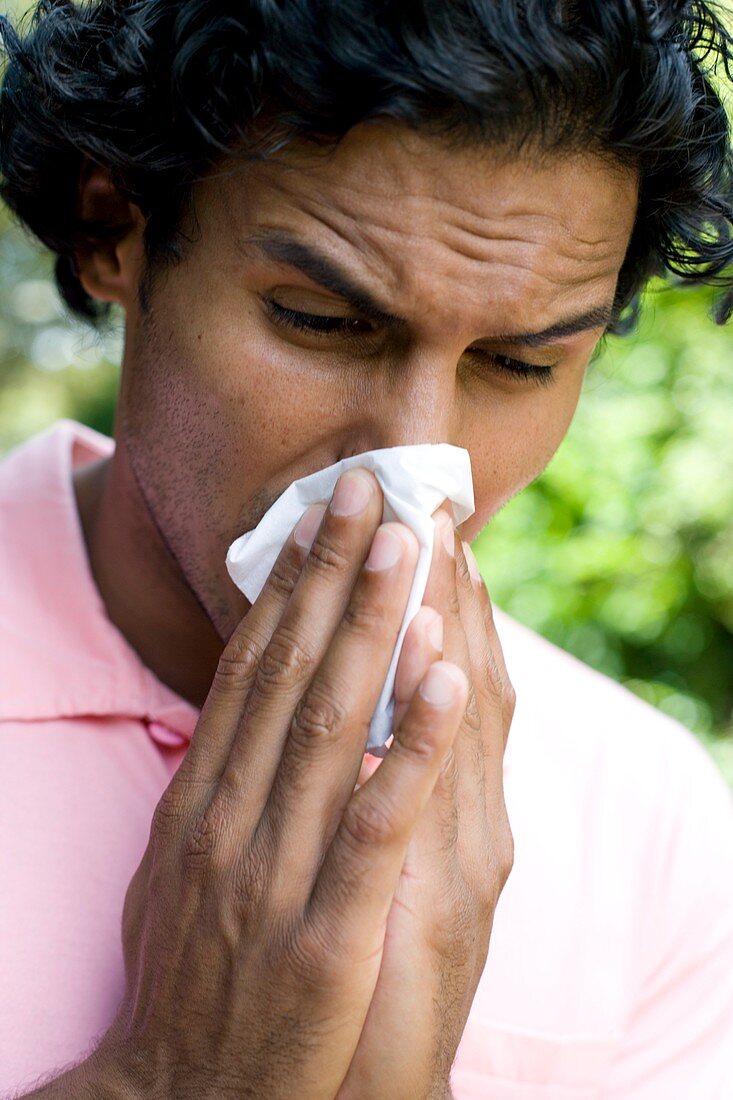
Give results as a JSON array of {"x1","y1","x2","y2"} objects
[
  {"x1": 308, "y1": 661, "x2": 468, "y2": 960},
  {"x1": 391, "y1": 605, "x2": 444, "y2": 734},
  {"x1": 454, "y1": 539, "x2": 515, "y2": 901},
  {"x1": 394, "y1": 606, "x2": 444, "y2": 709},
  {"x1": 214, "y1": 467, "x2": 386, "y2": 824},
  {"x1": 176, "y1": 504, "x2": 327, "y2": 788},
  {"x1": 419, "y1": 510, "x2": 503, "y2": 853},
  {"x1": 343, "y1": 605, "x2": 442, "y2": 790},
  {"x1": 422, "y1": 509, "x2": 482, "y2": 780},
  {"x1": 462, "y1": 540, "x2": 516, "y2": 748},
  {"x1": 358, "y1": 603, "x2": 444, "y2": 780},
  {"x1": 453, "y1": 535, "x2": 508, "y2": 782},
  {"x1": 402, "y1": 518, "x2": 507, "y2": 911},
  {"x1": 261, "y1": 522, "x2": 420, "y2": 897}
]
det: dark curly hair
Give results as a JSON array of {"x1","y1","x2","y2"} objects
[{"x1": 0, "y1": 0, "x2": 731, "y2": 331}]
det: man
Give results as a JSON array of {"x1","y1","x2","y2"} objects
[{"x1": 1, "y1": 1, "x2": 732, "y2": 1096}]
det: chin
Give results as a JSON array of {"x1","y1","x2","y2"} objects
[{"x1": 211, "y1": 584, "x2": 252, "y2": 641}]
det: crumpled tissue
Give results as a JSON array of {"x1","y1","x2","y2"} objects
[{"x1": 226, "y1": 444, "x2": 475, "y2": 754}]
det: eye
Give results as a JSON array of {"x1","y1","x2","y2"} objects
[
  {"x1": 467, "y1": 349, "x2": 556, "y2": 387},
  {"x1": 264, "y1": 299, "x2": 375, "y2": 337},
  {"x1": 265, "y1": 298, "x2": 556, "y2": 385}
]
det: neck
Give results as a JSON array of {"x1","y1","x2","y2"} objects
[{"x1": 73, "y1": 437, "x2": 225, "y2": 709}]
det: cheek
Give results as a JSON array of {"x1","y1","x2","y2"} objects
[
  {"x1": 124, "y1": 302, "x2": 359, "y2": 540},
  {"x1": 462, "y1": 378, "x2": 583, "y2": 536}
]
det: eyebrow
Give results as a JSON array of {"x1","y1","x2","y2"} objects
[
  {"x1": 497, "y1": 303, "x2": 615, "y2": 346},
  {"x1": 239, "y1": 231, "x2": 615, "y2": 344},
  {"x1": 239, "y1": 232, "x2": 403, "y2": 328}
]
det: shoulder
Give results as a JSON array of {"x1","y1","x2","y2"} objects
[
  {"x1": 493, "y1": 605, "x2": 733, "y2": 1009},
  {"x1": 494, "y1": 605, "x2": 731, "y2": 824},
  {"x1": 461, "y1": 606, "x2": 733, "y2": 1096}
]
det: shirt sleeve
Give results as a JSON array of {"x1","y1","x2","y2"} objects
[{"x1": 602, "y1": 732, "x2": 733, "y2": 1099}]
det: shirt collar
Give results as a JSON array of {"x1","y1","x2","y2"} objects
[{"x1": 0, "y1": 419, "x2": 200, "y2": 742}]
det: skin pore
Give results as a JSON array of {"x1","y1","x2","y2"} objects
[{"x1": 73, "y1": 122, "x2": 639, "y2": 709}]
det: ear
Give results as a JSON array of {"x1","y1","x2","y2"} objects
[{"x1": 73, "y1": 158, "x2": 147, "y2": 309}]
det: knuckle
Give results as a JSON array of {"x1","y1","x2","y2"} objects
[
  {"x1": 425, "y1": 878, "x2": 474, "y2": 952},
  {"x1": 341, "y1": 585, "x2": 390, "y2": 637},
  {"x1": 461, "y1": 685, "x2": 483, "y2": 739},
  {"x1": 439, "y1": 744, "x2": 459, "y2": 784},
  {"x1": 216, "y1": 762, "x2": 247, "y2": 807},
  {"x1": 435, "y1": 880, "x2": 471, "y2": 932},
  {"x1": 503, "y1": 679, "x2": 517, "y2": 725},
  {"x1": 182, "y1": 802, "x2": 225, "y2": 874},
  {"x1": 455, "y1": 549, "x2": 473, "y2": 589},
  {"x1": 257, "y1": 629, "x2": 315, "y2": 690},
  {"x1": 179, "y1": 784, "x2": 241, "y2": 881},
  {"x1": 483, "y1": 650, "x2": 504, "y2": 704},
  {"x1": 471, "y1": 882, "x2": 499, "y2": 932},
  {"x1": 289, "y1": 690, "x2": 346, "y2": 752},
  {"x1": 235, "y1": 833, "x2": 274, "y2": 904},
  {"x1": 497, "y1": 820, "x2": 515, "y2": 887},
  {"x1": 481, "y1": 649, "x2": 516, "y2": 732},
  {"x1": 307, "y1": 535, "x2": 351, "y2": 577},
  {"x1": 341, "y1": 792, "x2": 396, "y2": 849},
  {"x1": 151, "y1": 782, "x2": 189, "y2": 842},
  {"x1": 286, "y1": 924, "x2": 344, "y2": 994},
  {"x1": 213, "y1": 632, "x2": 261, "y2": 693},
  {"x1": 445, "y1": 584, "x2": 462, "y2": 618},
  {"x1": 474, "y1": 819, "x2": 514, "y2": 897},
  {"x1": 392, "y1": 725, "x2": 440, "y2": 766},
  {"x1": 267, "y1": 550, "x2": 303, "y2": 600},
  {"x1": 465, "y1": 858, "x2": 500, "y2": 915}
]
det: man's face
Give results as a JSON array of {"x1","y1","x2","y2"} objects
[{"x1": 116, "y1": 123, "x2": 638, "y2": 637}]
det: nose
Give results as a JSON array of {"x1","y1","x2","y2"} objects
[{"x1": 343, "y1": 352, "x2": 460, "y2": 454}]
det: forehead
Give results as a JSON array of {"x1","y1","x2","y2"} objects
[{"x1": 208, "y1": 123, "x2": 639, "y2": 337}]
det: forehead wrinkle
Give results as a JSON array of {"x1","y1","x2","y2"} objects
[
  {"x1": 321, "y1": 169, "x2": 629, "y2": 248},
  {"x1": 352, "y1": 220, "x2": 622, "y2": 317},
  {"x1": 298, "y1": 188, "x2": 627, "y2": 292},
  {"x1": 391, "y1": 242, "x2": 619, "y2": 340},
  {"x1": 232, "y1": 170, "x2": 626, "y2": 341},
  {"x1": 430, "y1": 233, "x2": 623, "y2": 289},
  {"x1": 272, "y1": 216, "x2": 616, "y2": 339},
  {"x1": 443, "y1": 218, "x2": 624, "y2": 267},
  {"x1": 245, "y1": 167, "x2": 392, "y2": 272},
  {"x1": 230, "y1": 153, "x2": 631, "y2": 308},
  {"x1": 374, "y1": 201, "x2": 627, "y2": 279},
  {"x1": 272, "y1": 194, "x2": 409, "y2": 302},
  {"x1": 421, "y1": 197, "x2": 619, "y2": 252}
]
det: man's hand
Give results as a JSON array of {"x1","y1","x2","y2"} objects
[
  {"x1": 79, "y1": 469, "x2": 468, "y2": 1100},
  {"x1": 338, "y1": 510, "x2": 515, "y2": 1100}
]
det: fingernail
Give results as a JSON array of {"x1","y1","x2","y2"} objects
[
  {"x1": 462, "y1": 541, "x2": 482, "y2": 585},
  {"x1": 426, "y1": 611, "x2": 443, "y2": 652},
  {"x1": 294, "y1": 504, "x2": 326, "y2": 550},
  {"x1": 330, "y1": 469, "x2": 373, "y2": 517},
  {"x1": 419, "y1": 662, "x2": 463, "y2": 706},
  {"x1": 365, "y1": 525, "x2": 403, "y2": 571},
  {"x1": 436, "y1": 511, "x2": 454, "y2": 557}
]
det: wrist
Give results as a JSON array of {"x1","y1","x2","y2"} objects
[
  {"x1": 73, "y1": 1051, "x2": 140, "y2": 1100},
  {"x1": 20, "y1": 1048, "x2": 141, "y2": 1100},
  {"x1": 80, "y1": 1035, "x2": 152, "y2": 1100}
]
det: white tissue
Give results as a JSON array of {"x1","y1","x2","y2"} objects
[{"x1": 225, "y1": 445, "x2": 475, "y2": 754}]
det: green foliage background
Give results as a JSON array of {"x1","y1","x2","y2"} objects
[{"x1": 1, "y1": 203, "x2": 732, "y2": 784}]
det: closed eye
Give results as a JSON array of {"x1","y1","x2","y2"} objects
[
  {"x1": 264, "y1": 299, "x2": 556, "y2": 385},
  {"x1": 465, "y1": 348, "x2": 556, "y2": 386},
  {"x1": 265, "y1": 300, "x2": 376, "y2": 336}
]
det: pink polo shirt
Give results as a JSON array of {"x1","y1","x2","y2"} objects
[{"x1": 1, "y1": 419, "x2": 732, "y2": 1099}]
